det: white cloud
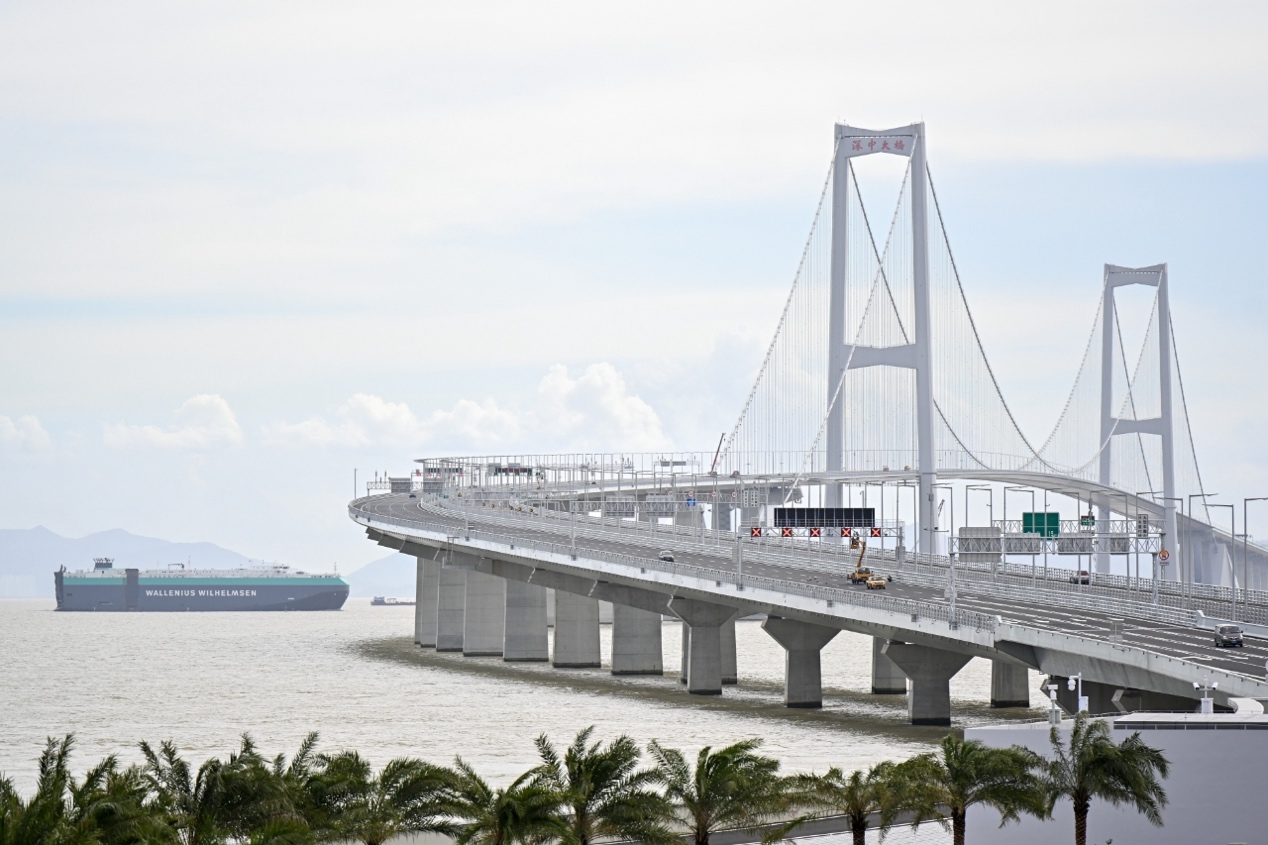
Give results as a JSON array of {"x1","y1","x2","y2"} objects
[
  {"x1": 0, "y1": 415, "x2": 52, "y2": 452},
  {"x1": 261, "y1": 363, "x2": 667, "y2": 452},
  {"x1": 104, "y1": 394, "x2": 243, "y2": 450}
]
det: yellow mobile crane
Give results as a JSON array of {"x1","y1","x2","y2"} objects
[{"x1": 848, "y1": 539, "x2": 872, "y2": 583}]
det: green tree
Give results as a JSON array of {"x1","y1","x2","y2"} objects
[
  {"x1": 310, "y1": 752, "x2": 455, "y2": 845},
  {"x1": 533, "y1": 727, "x2": 673, "y2": 845},
  {"x1": 0, "y1": 735, "x2": 87, "y2": 845},
  {"x1": 140, "y1": 735, "x2": 281, "y2": 845},
  {"x1": 448, "y1": 759, "x2": 562, "y2": 845},
  {"x1": 900, "y1": 735, "x2": 1048, "y2": 845},
  {"x1": 646, "y1": 739, "x2": 797, "y2": 845},
  {"x1": 67, "y1": 756, "x2": 164, "y2": 845},
  {"x1": 1045, "y1": 713, "x2": 1169, "y2": 845},
  {"x1": 795, "y1": 762, "x2": 911, "y2": 845},
  {"x1": 0, "y1": 735, "x2": 157, "y2": 845}
]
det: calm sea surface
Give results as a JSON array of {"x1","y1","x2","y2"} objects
[{"x1": 2, "y1": 598, "x2": 1046, "y2": 841}]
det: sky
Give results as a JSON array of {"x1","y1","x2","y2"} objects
[{"x1": 2, "y1": 1, "x2": 1268, "y2": 570}]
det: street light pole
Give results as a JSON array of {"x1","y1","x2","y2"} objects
[
  {"x1": 1190, "y1": 492, "x2": 1218, "y2": 604},
  {"x1": 1005, "y1": 485, "x2": 1037, "y2": 587},
  {"x1": 1206, "y1": 503, "x2": 1234, "y2": 620},
  {"x1": 1242, "y1": 497, "x2": 1268, "y2": 624}
]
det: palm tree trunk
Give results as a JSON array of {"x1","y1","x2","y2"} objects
[
  {"x1": 952, "y1": 811, "x2": 966, "y2": 845},
  {"x1": 1074, "y1": 801, "x2": 1088, "y2": 845},
  {"x1": 851, "y1": 816, "x2": 866, "y2": 845}
]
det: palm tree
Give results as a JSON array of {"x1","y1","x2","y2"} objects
[
  {"x1": 795, "y1": 762, "x2": 910, "y2": 845},
  {"x1": 448, "y1": 759, "x2": 563, "y2": 845},
  {"x1": 267, "y1": 734, "x2": 324, "y2": 841},
  {"x1": 1045, "y1": 713, "x2": 1169, "y2": 845},
  {"x1": 0, "y1": 735, "x2": 89, "y2": 845},
  {"x1": 533, "y1": 727, "x2": 674, "y2": 845},
  {"x1": 646, "y1": 739, "x2": 797, "y2": 845},
  {"x1": 67, "y1": 755, "x2": 164, "y2": 845},
  {"x1": 310, "y1": 751, "x2": 455, "y2": 845},
  {"x1": 140, "y1": 734, "x2": 282, "y2": 845},
  {"x1": 899, "y1": 735, "x2": 1048, "y2": 845}
]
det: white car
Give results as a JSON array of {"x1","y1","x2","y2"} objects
[{"x1": 658, "y1": 550, "x2": 675, "y2": 562}]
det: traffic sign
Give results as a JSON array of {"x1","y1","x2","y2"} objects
[
  {"x1": 750, "y1": 527, "x2": 762, "y2": 538},
  {"x1": 1158, "y1": 549, "x2": 1171, "y2": 563}
]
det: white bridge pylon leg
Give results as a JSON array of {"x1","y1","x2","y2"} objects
[{"x1": 828, "y1": 123, "x2": 935, "y2": 550}]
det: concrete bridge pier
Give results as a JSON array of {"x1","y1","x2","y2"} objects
[
  {"x1": 871, "y1": 637, "x2": 907, "y2": 694},
  {"x1": 882, "y1": 642, "x2": 972, "y2": 726},
  {"x1": 990, "y1": 661, "x2": 1031, "y2": 708},
  {"x1": 553, "y1": 591, "x2": 601, "y2": 668},
  {"x1": 761, "y1": 616, "x2": 839, "y2": 707},
  {"x1": 721, "y1": 617, "x2": 738, "y2": 685},
  {"x1": 679, "y1": 621, "x2": 689, "y2": 684},
  {"x1": 611, "y1": 604, "x2": 663, "y2": 675},
  {"x1": 435, "y1": 567, "x2": 466, "y2": 652},
  {"x1": 462, "y1": 570, "x2": 505, "y2": 657},
  {"x1": 503, "y1": 579, "x2": 549, "y2": 662},
  {"x1": 414, "y1": 553, "x2": 440, "y2": 648},
  {"x1": 669, "y1": 598, "x2": 738, "y2": 695}
]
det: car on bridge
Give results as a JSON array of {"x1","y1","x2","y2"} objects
[
  {"x1": 865, "y1": 574, "x2": 887, "y2": 590},
  {"x1": 658, "y1": 550, "x2": 675, "y2": 562},
  {"x1": 1069, "y1": 570, "x2": 1091, "y2": 585},
  {"x1": 1214, "y1": 624, "x2": 1245, "y2": 647}
]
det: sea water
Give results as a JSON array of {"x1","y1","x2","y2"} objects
[{"x1": 2, "y1": 599, "x2": 1047, "y2": 841}]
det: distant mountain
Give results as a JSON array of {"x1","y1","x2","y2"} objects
[
  {"x1": 345, "y1": 552, "x2": 415, "y2": 598},
  {"x1": 0, "y1": 526, "x2": 256, "y2": 598}
]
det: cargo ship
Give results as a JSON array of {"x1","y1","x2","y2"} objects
[{"x1": 54, "y1": 558, "x2": 349, "y2": 611}]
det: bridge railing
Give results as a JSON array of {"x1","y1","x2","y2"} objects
[
  {"x1": 349, "y1": 500, "x2": 999, "y2": 633},
  {"x1": 422, "y1": 494, "x2": 1268, "y2": 627}
]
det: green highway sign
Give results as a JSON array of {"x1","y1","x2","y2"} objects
[{"x1": 1022, "y1": 511, "x2": 1060, "y2": 537}]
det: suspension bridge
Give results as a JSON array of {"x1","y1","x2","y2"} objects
[{"x1": 351, "y1": 123, "x2": 1268, "y2": 725}]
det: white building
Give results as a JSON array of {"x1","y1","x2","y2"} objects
[{"x1": 966, "y1": 707, "x2": 1266, "y2": 844}]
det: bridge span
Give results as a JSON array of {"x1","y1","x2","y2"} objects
[{"x1": 352, "y1": 493, "x2": 1268, "y2": 726}]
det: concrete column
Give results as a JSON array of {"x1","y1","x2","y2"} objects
[
  {"x1": 463, "y1": 570, "x2": 505, "y2": 657},
  {"x1": 503, "y1": 579, "x2": 549, "y2": 662},
  {"x1": 415, "y1": 554, "x2": 440, "y2": 648},
  {"x1": 435, "y1": 568, "x2": 466, "y2": 652},
  {"x1": 761, "y1": 616, "x2": 840, "y2": 708},
  {"x1": 720, "y1": 617, "x2": 738, "y2": 685},
  {"x1": 553, "y1": 591, "x2": 600, "y2": 668},
  {"x1": 882, "y1": 642, "x2": 972, "y2": 726},
  {"x1": 871, "y1": 637, "x2": 907, "y2": 694},
  {"x1": 990, "y1": 661, "x2": 1030, "y2": 708},
  {"x1": 668, "y1": 598, "x2": 738, "y2": 695},
  {"x1": 611, "y1": 604, "x2": 663, "y2": 675},
  {"x1": 679, "y1": 621, "x2": 689, "y2": 684}
]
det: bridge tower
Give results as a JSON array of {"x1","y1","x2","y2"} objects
[
  {"x1": 827, "y1": 123, "x2": 936, "y2": 551},
  {"x1": 1097, "y1": 263, "x2": 1177, "y2": 574}
]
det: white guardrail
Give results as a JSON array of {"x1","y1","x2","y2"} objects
[{"x1": 411, "y1": 494, "x2": 1268, "y2": 628}]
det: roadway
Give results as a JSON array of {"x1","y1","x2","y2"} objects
[{"x1": 356, "y1": 494, "x2": 1268, "y2": 683}]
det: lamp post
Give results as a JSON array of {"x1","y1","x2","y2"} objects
[
  {"x1": 933, "y1": 483, "x2": 955, "y2": 559},
  {"x1": 1205, "y1": 503, "x2": 1234, "y2": 619},
  {"x1": 966, "y1": 484, "x2": 996, "y2": 578},
  {"x1": 1190, "y1": 492, "x2": 1218, "y2": 603},
  {"x1": 1004, "y1": 486, "x2": 1037, "y2": 588},
  {"x1": 1242, "y1": 497, "x2": 1268, "y2": 623},
  {"x1": 1153, "y1": 495, "x2": 1185, "y2": 606},
  {"x1": 1067, "y1": 672, "x2": 1088, "y2": 713}
]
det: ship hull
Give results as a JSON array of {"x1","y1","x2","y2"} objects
[{"x1": 56, "y1": 574, "x2": 349, "y2": 611}]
